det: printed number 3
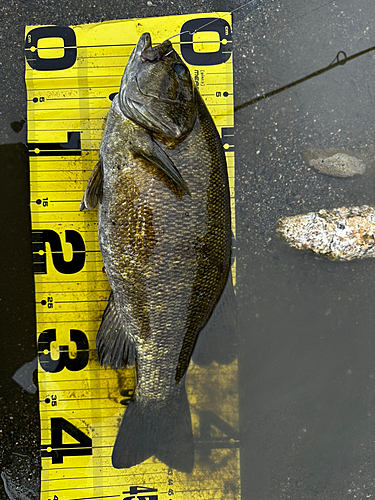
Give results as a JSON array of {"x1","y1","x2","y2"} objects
[{"x1": 37, "y1": 328, "x2": 89, "y2": 373}]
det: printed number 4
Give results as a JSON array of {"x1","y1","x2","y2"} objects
[
  {"x1": 41, "y1": 417, "x2": 92, "y2": 464},
  {"x1": 123, "y1": 486, "x2": 158, "y2": 500}
]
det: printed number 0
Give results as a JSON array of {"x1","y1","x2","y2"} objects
[
  {"x1": 25, "y1": 26, "x2": 77, "y2": 71},
  {"x1": 25, "y1": 21, "x2": 230, "y2": 69},
  {"x1": 180, "y1": 18, "x2": 232, "y2": 65}
]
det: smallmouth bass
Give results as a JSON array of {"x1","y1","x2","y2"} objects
[{"x1": 80, "y1": 32, "x2": 233, "y2": 472}]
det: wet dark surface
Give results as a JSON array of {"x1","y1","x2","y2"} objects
[{"x1": 2, "y1": 0, "x2": 375, "y2": 498}]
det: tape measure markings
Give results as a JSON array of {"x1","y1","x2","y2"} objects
[
  {"x1": 26, "y1": 39, "x2": 231, "y2": 49},
  {"x1": 27, "y1": 13, "x2": 239, "y2": 500}
]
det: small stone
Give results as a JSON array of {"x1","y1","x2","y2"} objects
[{"x1": 309, "y1": 153, "x2": 365, "y2": 177}]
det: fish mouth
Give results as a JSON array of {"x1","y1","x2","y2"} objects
[
  {"x1": 140, "y1": 37, "x2": 174, "y2": 63},
  {"x1": 136, "y1": 36, "x2": 177, "y2": 102},
  {"x1": 123, "y1": 33, "x2": 152, "y2": 80}
]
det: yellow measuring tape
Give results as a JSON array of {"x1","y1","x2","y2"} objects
[{"x1": 25, "y1": 13, "x2": 239, "y2": 500}]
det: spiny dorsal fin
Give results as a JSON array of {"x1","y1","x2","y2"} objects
[
  {"x1": 97, "y1": 292, "x2": 136, "y2": 369},
  {"x1": 80, "y1": 158, "x2": 103, "y2": 211}
]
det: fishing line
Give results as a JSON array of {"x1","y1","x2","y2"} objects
[
  {"x1": 164, "y1": 0, "x2": 339, "y2": 44},
  {"x1": 234, "y1": 43, "x2": 375, "y2": 112},
  {"x1": 164, "y1": 0, "x2": 261, "y2": 42},
  {"x1": 28, "y1": 0, "x2": 339, "y2": 53},
  {"x1": 270, "y1": 0, "x2": 340, "y2": 36}
]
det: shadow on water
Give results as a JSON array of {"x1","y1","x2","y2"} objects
[
  {"x1": 0, "y1": 141, "x2": 40, "y2": 499},
  {"x1": 235, "y1": 45, "x2": 375, "y2": 112}
]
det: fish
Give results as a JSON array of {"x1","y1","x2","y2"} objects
[
  {"x1": 277, "y1": 205, "x2": 375, "y2": 260},
  {"x1": 80, "y1": 32, "x2": 233, "y2": 472}
]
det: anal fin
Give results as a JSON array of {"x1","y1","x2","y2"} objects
[{"x1": 97, "y1": 292, "x2": 136, "y2": 369}]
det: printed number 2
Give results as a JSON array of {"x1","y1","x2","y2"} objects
[{"x1": 32, "y1": 229, "x2": 85, "y2": 275}]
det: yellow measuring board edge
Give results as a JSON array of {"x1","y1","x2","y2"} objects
[{"x1": 25, "y1": 13, "x2": 239, "y2": 500}]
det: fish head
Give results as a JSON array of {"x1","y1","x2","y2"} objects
[{"x1": 119, "y1": 33, "x2": 197, "y2": 145}]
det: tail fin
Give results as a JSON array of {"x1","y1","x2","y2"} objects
[{"x1": 112, "y1": 388, "x2": 194, "y2": 473}]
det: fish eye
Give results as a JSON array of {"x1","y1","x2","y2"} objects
[{"x1": 173, "y1": 63, "x2": 187, "y2": 76}]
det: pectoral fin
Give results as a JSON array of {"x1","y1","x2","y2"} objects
[
  {"x1": 80, "y1": 158, "x2": 103, "y2": 211},
  {"x1": 132, "y1": 133, "x2": 190, "y2": 196}
]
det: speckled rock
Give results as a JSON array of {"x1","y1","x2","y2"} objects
[
  {"x1": 277, "y1": 205, "x2": 375, "y2": 260},
  {"x1": 309, "y1": 153, "x2": 365, "y2": 177}
]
